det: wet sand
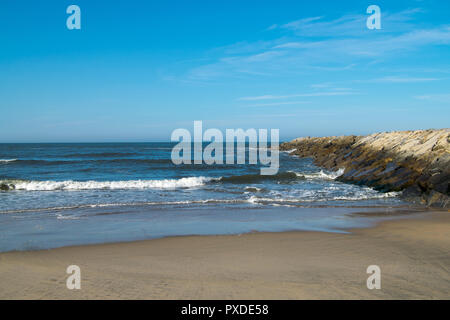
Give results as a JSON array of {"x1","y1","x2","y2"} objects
[{"x1": 0, "y1": 210, "x2": 449, "y2": 299}]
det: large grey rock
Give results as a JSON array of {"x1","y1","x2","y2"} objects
[{"x1": 281, "y1": 129, "x2": 450, "y2": 208}]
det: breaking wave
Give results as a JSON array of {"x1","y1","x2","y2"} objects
[
  {"x1": 297, "y1": 168, "x2": 345, "y2": 180},
  {"x1": 0, "y1": 168, "x2": 346, "y2": 192},
  {"x1": 0, "y1": 177, "x2": 212, "y2": 191},
  {"x1": 0, "y1": 159, "x2": 17, "y2": 163}
]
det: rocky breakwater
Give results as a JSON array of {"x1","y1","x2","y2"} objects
[{"x1": 280, "y1": 129, "x2": 450, "y2": 208}]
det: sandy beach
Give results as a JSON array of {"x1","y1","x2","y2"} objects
[{"x1": 0, "y1": 210, "x2": 448, "y2": 300}]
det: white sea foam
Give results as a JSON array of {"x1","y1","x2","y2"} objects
[
  {"x1": 297, "y1": 168, "x2": 345, "y2": 180},
  {"x1": 282, "y1": 149, "x2": 297, "y2": 154},
  {"x1": 11, "y1": 177, "x2": 212, "y2": 191},
  {"x1": 0, "y1": 198, "x2": 249, "y2": 215},
  {"x1": 0, "y1": 188, "x2": 402, "y2": 215},
  {"x1": 0, "y1": 159, "x2": 17, "y2": 163},
  {"x1": 247, "y1": 195, "x2": 259, "y2": 204},
  {"x1": 246, "y1": 189, "x2": 400, "y2": 204},
  {"x1": 56, "y1": 214, "x2": 81, "y2": 220},
  {"x1": 331, "y1": 191, "x2": 402, "y2": 201},
  {"x1": 245, "y1": 186, "x2": 263, "y2": 192}
]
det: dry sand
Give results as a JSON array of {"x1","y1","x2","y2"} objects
[{"x1": 0, "y1": 211, "x2": 449, "y2": 299}]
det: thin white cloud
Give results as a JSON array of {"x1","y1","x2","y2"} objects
[
  {"x1": 364, "y1": 76, "x2": 441, "y2": 83},
  {"x1": 244, "y1": 101, "x2": 311, "y2": 107},
  {"x1": 245, "y1": 50, "x2": 285, "y2": 62},
  {"x1": 280, "y1": 9, "x2": 422, "y2": 37},
  {"x1": 273, "y1": 42, "x2": 323, "y2": 49},
  {"x1": 310, "y1": 83, "x2": 331, "y2": 88},
  {"x1": 239, "y1": 91, "x2": 357, "y2": 101},
  {"x1": 182, "y1": 9, "x2": 450, "y2": 82},
  {"x1": 414, "y1": 94, "x2": 450, "y2": 102},
  {"x1": 266, "y1": 24, "x2": 278, "y2": 31},
  {"x1": 281, "y1": 15, "x2": 364, "y2": 37}
]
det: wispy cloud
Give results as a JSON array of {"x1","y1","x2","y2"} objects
[
  {"x1": 414, "y1": 94, "x2": 450, "y2": 102},
  {"x1": 239, "y1": 91, "x2": 357, "y2": 101},
  {"x1": 266, "y1": 24, "x2": 278, "y2": 31},
  {"x1": 278, "y1": 9, "x2": 423, "y2": 37},
  {"x1": 182, "y1": 8, "x2": 450, "y2": 83},
  {"x1": 244, "y1": 101, "x2": 311, "y2": 107},
  {"x1": 363, "y1": 76, "x2": 441, "y2": 83}
]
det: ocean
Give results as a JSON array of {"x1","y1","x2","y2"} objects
[{"x1": 0, "y1": 143, "x2": 416, "y2": 252}]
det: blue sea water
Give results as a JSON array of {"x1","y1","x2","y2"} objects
[{"x1": 0, "y1": 143, "x2": 414, "y2": 252}]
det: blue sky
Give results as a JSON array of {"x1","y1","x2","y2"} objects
[{"x1": 0, "y1": 0, "x2": 449, "y2": 142}]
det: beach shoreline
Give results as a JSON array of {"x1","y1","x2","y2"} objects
[{"x1": 0, "y1": 209, "x2": 448, "y2": 300}]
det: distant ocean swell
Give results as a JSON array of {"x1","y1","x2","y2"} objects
[{"x1": 0, "y1": 158, "x2": 175, "y2": 166}]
